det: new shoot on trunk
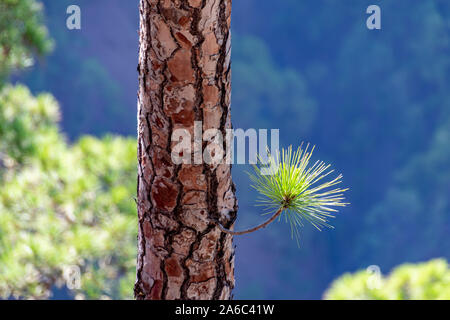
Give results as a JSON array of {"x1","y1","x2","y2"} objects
[{"x1": 216, "y1": 143, "x2": 349, "y2": 246}]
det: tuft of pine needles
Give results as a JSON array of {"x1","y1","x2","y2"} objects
[{"x1": 248, "y1": 143, "x2": 349, "y2": 246}]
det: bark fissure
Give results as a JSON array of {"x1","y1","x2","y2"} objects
[{"x1": 180, "y1": 224, "x2": 214, "y2": 299}]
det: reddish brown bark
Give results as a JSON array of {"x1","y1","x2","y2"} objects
[{"x1": 135, "y1": 0, "x2": 237, "y2": 300}]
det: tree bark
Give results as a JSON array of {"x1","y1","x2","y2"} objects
[{"x1": 135, "y1": 0, "x2": 237, "y2": 300}]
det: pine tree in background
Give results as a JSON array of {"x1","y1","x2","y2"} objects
[{"x1": 0, "y1": 0, "x2": 52, "y2": 84}]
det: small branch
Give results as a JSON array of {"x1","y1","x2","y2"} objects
[{"x1": 215, "y1": 208, "x2": 284, "y2": 236}]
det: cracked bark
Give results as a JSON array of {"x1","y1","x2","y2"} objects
[{"x1": 135, "y1": 0, "x2": 237, "y2": 300}]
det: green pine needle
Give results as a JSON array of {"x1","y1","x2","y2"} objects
[{"x1": 248, "y1": 143, "x2": 349, "y2": 246}]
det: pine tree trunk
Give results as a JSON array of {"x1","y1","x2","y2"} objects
[{"x1": 135, "y1": 0, "x2": 237, "y2": 300}]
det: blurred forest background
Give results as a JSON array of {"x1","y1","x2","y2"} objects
[{"x1": 0, "y1": 0, "x2": 449, "y2": 299}]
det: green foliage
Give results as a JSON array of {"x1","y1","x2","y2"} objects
[
  {"x1": 249, "y1": 144, "x2": 348, "y2": 244},
  {"x1": 0, "y1": 84, "x2": 137, "y2": 299},
  {"x1": 0, "y1": 0, "x2": 53, "y2": 82},
  {"x1": 0, "y1": 84, "x2": 60, "y2": 164},
  {"x1": 324, "y1": 259, "x2": 450, "y2": 300}
]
